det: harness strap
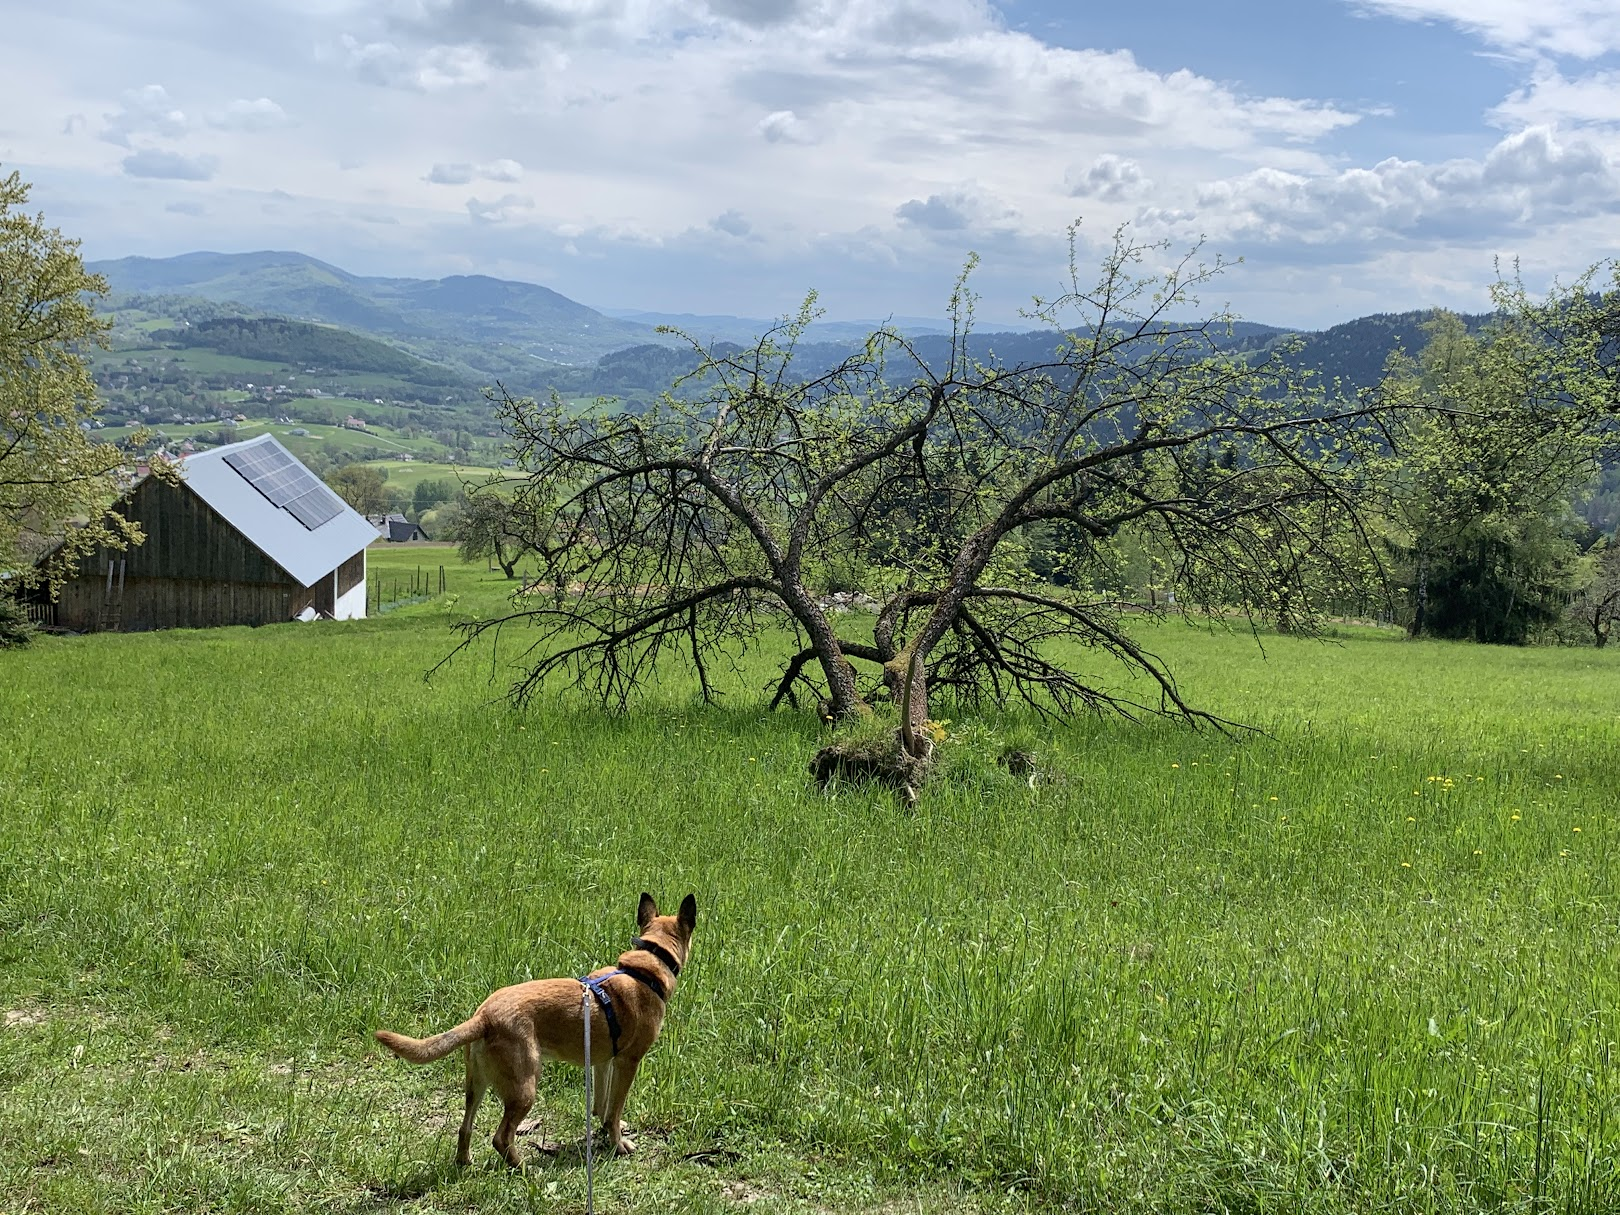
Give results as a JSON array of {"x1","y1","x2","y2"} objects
[
  {"x1": 630, "y1": 936, "x2": 683, "y2": 977},
  {"x1": 617, "y1": 963, "x2": 669, "y2": 1002},
  {"x1": 577, "y1": 972, "x2": 623, "y2": 1057}
]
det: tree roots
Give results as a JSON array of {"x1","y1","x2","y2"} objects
[{"x1": 808, "y1": 727, "x2": 936, "y2": 807}]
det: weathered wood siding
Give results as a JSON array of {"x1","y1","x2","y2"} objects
[
  {"x1": 68, "y1": 479, "x2": 297, "y2": 584},
  {"x1": 52, "y1": 478, "x2": 325, "y2": 632},
  {"x1": 56, "y1": 574, "x2": 296, "y2": 632},
  {"x1": 337, "y1": 551, "x2": 365, "y2": 597}
]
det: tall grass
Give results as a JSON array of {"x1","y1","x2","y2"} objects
[{"x1": 0, "y1": 555, "x2": 1615, "y2": 1212}]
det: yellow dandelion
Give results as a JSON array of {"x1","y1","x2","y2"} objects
[
  {"x1": 1268, "y1": 795, "x2": 1278, "y2": 801},
  {"x1": 1511, "y1": 813, "x2": 1521, "y2": 822},
  {"x1": 1473, "y1": 849, "x2": 1482, "y2": 856},
  {"x1": 1561, "y1": 849, "x2": 1571, "y2": 857},
  {"x1": 1171, "y1": 763, "x2": 1180, "y2": 768},
  {"x1": 1401, "y1": 862, "x2": 1412, "y2": 868},
  {"x1": 1406, "y1": 816, "x2": 1416, "y2": 823},
  {"x1": 1573, "y1": 826, "x2": 1582, "y2": 833}
]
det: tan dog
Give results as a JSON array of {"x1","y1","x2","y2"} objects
[{"x1": 375, "y1": 892, "x2": 696, "y2": 1167}]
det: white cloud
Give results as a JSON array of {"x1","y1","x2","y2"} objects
[
  {"x1": 427, "y1": 158, "x2": 524, "y2": 184},
  {"x1": 1352, "y1": 0, "x2": 1620, "y2": 58},
  {"x1": 13, "y1": 0, "x2": 1620, "y2": 330},
  {"x1": 101, "y1": 84, "x2": 188, "y2": 148},
  {"x1": 710, "y1": 209, "x2": 751, "y2": 236},
  {"x1": 208, "y1": 98, "x2": 290, "y2": 132},
  {"x1": 895, "y1": 186, "x2": 1017, "y2": 235},
  {"x1": 467, "y1": 192, "x2": 535, "y2": 224},
  {"x1": 122, "y1": 149, "x2": 218, "y2": 181},
  {"x1": 895, "y1": 193, "x2": 971, "y2": 231},
  {"x1": 428, "y1": 162, "x2": 477, "y2": 184},
  {"x1": 1067, "y1": 154, "x2": 1152, "y2": 202},
  {"x1": 1160, "y1": 126, "x2": 1618, "y2": 254},
  {"x1": 756, "y1": 109, "x2": 813, "y2": 144},
  {"x1": 1491, "y1": 65, "x2": 1620, "y2": 129},
  {"x1": 427, "y1": 159, "x2": 521, "y2": 185},
  {"x1": 340, "y1": 35, "x2": 493, "y2": 90}
]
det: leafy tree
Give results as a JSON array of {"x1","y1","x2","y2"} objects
[
  {"x1": 445, "y1": 484, "x2": 551, "y2": 579},
  {"x1": 1, "y1": 168, "x2": 145, "y2": 594},
  {"x1": 413, "y1": 477, "x2": 457, "y2": 516},
  {"x1": 1568, "y1": 544, "x2": 1620, "y2": 647},
  {"x1": 1490, "y1": 261, "x2": 1620, "y2": 421},
  {"x1": 0, "y1": 589, "x2": 35, "y2": 647},
  {"x1": 324, "y1": 463, "x2": 390, "y2": 515},
  {"x1": 1381, "y1": 313, "x2": 1591, "y2": 644},
  {"x1": 448, "y1": 229, "x2": 1397, "y2": 731}
]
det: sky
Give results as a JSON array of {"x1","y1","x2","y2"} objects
[{"x1": 3, "y1": 0, "x2": 1619, "y2": 330}]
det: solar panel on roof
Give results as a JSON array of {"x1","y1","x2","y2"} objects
[
  {"x1": 285, "y1": 485, "x2": 344, "y2": 530},
  {"x1": 224, "y1": 442, "x2": 347, "y2": 532}
]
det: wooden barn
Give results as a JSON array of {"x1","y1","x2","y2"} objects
[{"x1": 45, "y1": 434, "x2": 378, "y2": 632}]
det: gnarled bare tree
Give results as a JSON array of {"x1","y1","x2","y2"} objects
[{"x1": 447, "y1": 229, "x2": 1394, "y2": 729}]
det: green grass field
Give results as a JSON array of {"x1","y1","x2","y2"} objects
[
  {"x1": 94, "y1": 417, "x2": 502, "y2": 473},
  {"x1": 1, "y1": 553, "x2": 1615, "y2": 1213}
]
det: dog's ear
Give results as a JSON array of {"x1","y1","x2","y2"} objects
[
  {"x1": 678, "y1": 893, "x2": 697, "y2": 932},
  {"x1": 637, "y1": 892, "x2": 657, "y2": 931}
]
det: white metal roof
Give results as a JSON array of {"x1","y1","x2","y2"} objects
[{"x1": 180, "y1": 433, "x2": 377, "y2": 587}]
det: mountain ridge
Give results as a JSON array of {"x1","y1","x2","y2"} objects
[
  {"x1": 90, "y1": 249, "x2": 1487, "y2": 406},
  {"x1": 89, "y1": 250, "x2": 667, "y2": 367}
]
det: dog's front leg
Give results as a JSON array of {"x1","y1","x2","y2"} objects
[
  {"x1": 602, "y1": 1055, "x2": 642, "y2": 1155},
  {"x1": 593, "y1": 1058, "x2": 613, "y2": 1137}
]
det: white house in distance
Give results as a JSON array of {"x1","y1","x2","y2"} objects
[{"x1": 48, "y1": 433, "x2": 377, "y2": 631}]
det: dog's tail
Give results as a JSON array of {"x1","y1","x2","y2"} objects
[{"x1": 374, "y1": 1015, "x2": 485, "y2": 1064}]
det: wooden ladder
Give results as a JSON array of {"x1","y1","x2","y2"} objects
[{"x1": 98, "y1": 559, "x2": 126, "y2": 632}]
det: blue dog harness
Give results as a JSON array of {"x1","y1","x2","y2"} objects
[{"x1": 576, "y1": 936, "x2": 681, "y2": 1057}]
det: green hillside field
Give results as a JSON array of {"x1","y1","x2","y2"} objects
[
  {"x1": 1, "y1": 565, "x2": 1615, "y2": 1213},
  {"x1": 95, "y1": 416, "x2": 503, "y2": 470}
]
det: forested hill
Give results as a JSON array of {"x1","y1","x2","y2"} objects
[
  {"x1": 89, "y1": 250, "x2": 666, "y2": 365},
  {"x1": 91, "y1": 248, "x2": 1492, "y2": 408},
  {"x1": 1248, "y1": 309, "x2": 1488, "y2": 388},
  {"x1": 152, "y1": 317, "x2": 467, "y2": 386},
  {"x1": 550, "y1": 311, "x2": 1473, "y2": 407}
]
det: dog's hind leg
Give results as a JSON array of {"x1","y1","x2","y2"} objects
[
  {"x1": 488, "y1": 1040, "x2": 539, "y2": 1169},
  {"x1": 457, "y1": 1043, "x2": 489, "y2": 1167},
  {"x1": 602, "y1": 1054, "x2": 642, "y2": 1155}
]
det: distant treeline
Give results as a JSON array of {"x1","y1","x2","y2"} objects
[
  {"x1": 541, "y1": 308, "x2": 1499, "y2": 408},
  {"x1": 148, "y1": 317, "x2": 470, "y2": 387}
]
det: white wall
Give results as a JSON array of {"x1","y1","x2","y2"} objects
[{"x1": 334, "y1": 550, "x2": 366, "y2": 620}]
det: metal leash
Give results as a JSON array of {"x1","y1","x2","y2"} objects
[{"x1": 580, "y1": 983, "x2": 595, "y2": 1215}]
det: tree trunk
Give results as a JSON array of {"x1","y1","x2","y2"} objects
[
  {"x1": 493, "y1": 540, "x2": 518, "y2": 579},
  {"x1": 1409, "y1": 550, "x2": 1428, "y2": 638},
  {"x1": 782, "y1": 585, "x2": 865, "y2": 719},
  {"x1": 882, "y1": 649, "x2": 929, "y2": 739}
]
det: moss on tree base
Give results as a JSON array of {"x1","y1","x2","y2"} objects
[{"x1": 808, "y1": 728, "x2": 936, "y2": 807}]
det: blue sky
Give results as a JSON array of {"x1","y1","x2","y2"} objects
[{"x1": 3, "y1": 0, "x2": 1618, "y2": 331}]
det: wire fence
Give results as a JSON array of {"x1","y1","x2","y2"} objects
[{"x1": 369, "y1": 565, "x2": 447, "y2": 614}]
